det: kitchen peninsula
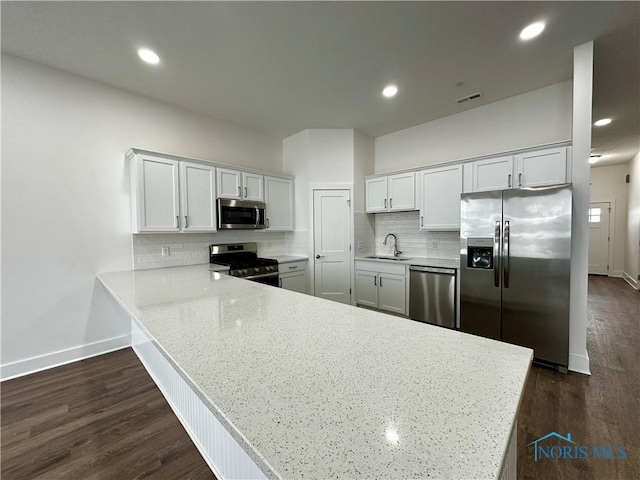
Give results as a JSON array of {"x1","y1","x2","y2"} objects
[{"x1": 98, "y1": 265, "x2": 532, "y2": 480}]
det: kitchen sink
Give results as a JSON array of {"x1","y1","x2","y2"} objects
[{"x1": 364, "y1": 255, "x2": 413, "y2": 261}]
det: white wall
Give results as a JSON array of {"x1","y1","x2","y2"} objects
[
  {"x1": 589, "y1": 164, "x2": 629, "y2": 277},
  {"x1": 1, "y1": 54, "x2": 282, "y2": 378},
  {"x1": 569, "y1": 42, "x2": 593, "y2": 375},
  {"x1": 625, "y1": 151, "x2": 640, "y2": 288},
  {"x1": 375, "y1": 81, "x2": 573, "y2": 172}
]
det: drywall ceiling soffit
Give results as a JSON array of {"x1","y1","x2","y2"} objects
[{"x1": 2, "y1": 1, "x2": 638, "y2": 165}]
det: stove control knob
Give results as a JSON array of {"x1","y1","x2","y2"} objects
[{"x1": 255, "y1": 267, "x2": 260, "y2": 273}]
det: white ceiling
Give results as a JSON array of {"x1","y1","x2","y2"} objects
[{"x1": 2, "y1": 2, "x2": 638, "y2": 166}]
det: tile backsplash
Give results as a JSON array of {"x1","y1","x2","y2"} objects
[
  {"x1": 373, "y1": 211, "x2": 460, "y2": 259},
  {"x1": 132, "y1": 230, "x2": 305, "y2": 270}
]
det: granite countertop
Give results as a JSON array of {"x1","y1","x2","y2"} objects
[
  {"x1": 98, "y1": 264, "x2": 531, "y2": 480},
  {"x1": 355, "y1": 256, "x2": 460, "y2": 269}
]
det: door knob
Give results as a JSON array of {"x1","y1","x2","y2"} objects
[{"x1": 315, "y1": 255, "x2": 324, "y2": 259}]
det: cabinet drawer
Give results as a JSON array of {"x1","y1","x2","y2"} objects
[
  {"x1": 279, "y1": 261, "x2": 307, "y2": 273},
  {"x1": 355, "y1": 261, "x2": 406, "y2": 276}
]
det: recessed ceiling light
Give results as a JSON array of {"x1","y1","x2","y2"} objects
[
  {"x1": 594, "y1": 118, "x2": 612, "y2": 127},
  {"x1": 137, "y1": 48, "x2": 160, "y2": 65},
  {"x1": 519, "y1": 22, "x2": 545, "y2": 41},
  {"x1": 382, "y1": 85, "x2": 398, "y2": 98}
]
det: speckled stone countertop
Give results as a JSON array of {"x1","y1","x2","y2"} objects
[
  {"x1": 271, "y1": 255, "x2": 308, "y2": 264},
  {"x1": 356, "y1": 256, "x2": 460, "y2": 269},
  {"x1": 98, "y1": 264, "x2": 531, "y2": 480}
]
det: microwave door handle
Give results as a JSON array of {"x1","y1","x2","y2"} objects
[
  {"x1": 494, "y1": 221, "x2": 501, "y2": 288},
  {"x1": 255, "y1": 207, "x2": 260, "y2": 228}
]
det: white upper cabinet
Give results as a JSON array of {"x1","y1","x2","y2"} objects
[
  {"x1": 469, "y1": 147, "x2": 569, "y2": 193},
  {"x1": 365, "y1": 173, "x2": 416, "y2": 213},
  {"x1": 419, "y1": 164, "x2": 463, "y2": 231},
  {"x1": 217, "y1": 168, "x2": 242, "y2": 199},
  {"x1": 217, "y1": 168, "x2": 264, "y2": 201},
  {"x1": 388, "y1": 172, "x2": 416, "y2": 211},
  {"x1": 472, "y1": 155, "x2": 514, "y2": 192},
  {"x1": 365, "y1": 177, "x2": 388, "y2": 212},
  {"x1": 129, "y1": 153, "x2": 216, "y2": 233},
  {"x1": 264, "y1": 176, "x2": 294, "y2": 231},
  {"x1": 515, "y1": 147, "x2": 568, "y2": 188},
  {"x1": 130, "y1": 154, "x2": 180, "y2": 233},
  {"x1": 180, "y1": 162, "x2": 216, "y2": 232},
  {"x1": 243, "y1": 172, "x2": 264, "y2": 201}
]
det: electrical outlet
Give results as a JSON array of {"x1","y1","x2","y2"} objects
[
  {"x1": 428, "y1": 241, "x2": 438, "y2": 251},
  {"x1": 161, "y1": 246, "x2": 170, "y2": 257},
  {"x1": 357, "y1": 241, "x2": 363, "y2": 250}
]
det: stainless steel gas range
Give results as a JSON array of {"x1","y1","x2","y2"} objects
[{"x1": 209, "y1": 242, "x2": 279, "y2": 286}]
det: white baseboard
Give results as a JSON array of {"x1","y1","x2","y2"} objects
[
  {"x1": 569, "y1": 352, "x2": 591, "y2": 375},
  {"x1": 1, "y1": 334, "x2": 131, "y2": 382},
  {"x1": 610, "y1": 270, "x2": 624, "y2": 279},
  {"x1": 622, "y1": 271, "x2": 639, "y2": 290}
]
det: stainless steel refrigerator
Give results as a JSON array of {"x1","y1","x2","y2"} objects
[{"x1": 460, "y1": 184, "x2": 572, "y2": 371}]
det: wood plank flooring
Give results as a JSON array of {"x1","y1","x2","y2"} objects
[
  {"x1": 1, "y1": 276, "x2": 637, "y2": 479},
  {"x1": 1, "y1": 349, "x2": 215, "y2": 479},
  {"x1": 518, "y1": 276, "x2": 639, "y2": 479}
]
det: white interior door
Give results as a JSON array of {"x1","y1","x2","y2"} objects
[
  {"x1": 588, "y1": 202, "x2": 610, "y2": 275},
  {"x1": 313, "y1": 190, "x2": 351, "y2": 304}
]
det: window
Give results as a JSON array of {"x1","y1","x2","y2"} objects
[{"x1": 588, "y1": 207, "x2": 601, "y2": 223}]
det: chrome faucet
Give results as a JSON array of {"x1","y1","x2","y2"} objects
[{"x1": 383, "y1": 233, "x2": 401, "y2": 257}]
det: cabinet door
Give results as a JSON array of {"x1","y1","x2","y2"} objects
[
  {"x1": 378, "y1": 273, "x2": 406, "y2": 315},
  {"x1": 388, "y1": 172, "x2": 416, "y2": 211},
  {"x1": 180, "y1": 162, "x2": 216, "y2": 232},
  {"x1": 365, "y1": 177, "x2": 388, "y2": 213},
  {"x1": 355, "y1": 270, "x2": 378, "y2": 308},
  {"x1": 242, "y1": 172, "x2": 264, "y2": 201},
  {"x1": 515, "y1": 147, "x2": 567, "y2": 188},
  {"x1": 280, "y1": 271, "x2": 307, "y2": 294},
  {"x1": 264, "y1": 176, "x2": 293, "y2": 231},
  {"x1": 217, "y1": 168, "x2": 242, "y2": 199},
  {"x1": 420, "y1": 165, "x2": 462, "y2": 230},
  {"x1": 472, "y1": 156, "x2": 514, "y2": 192},
  {"x1": 136, "y1": 155, "x2": 180, "y2": 232}
]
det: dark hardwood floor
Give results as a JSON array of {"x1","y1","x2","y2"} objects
[
  {"x1": 518, "y1": 276, "x2": 640, "y2": 479},
  {"x1": 1, "y1": 349, "x2": 215, "y2": 480},
  {"x1": 1, "y1": 276, "x2": 637, "y2": 479}
]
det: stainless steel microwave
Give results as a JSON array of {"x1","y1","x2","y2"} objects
[{"x1": 217, "y1": 199, "x2": 266, "y2": 229}]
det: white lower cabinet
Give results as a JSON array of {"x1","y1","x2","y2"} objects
[
  {"x1": 355, "y1": 261, "x2": 408, "y2": 316},
  {"x1": 279, "y1": 261, "x2": 307, "y2": 294}
]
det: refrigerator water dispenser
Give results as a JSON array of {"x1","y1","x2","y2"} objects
[{"x1": 467, "y1": 238, "x2": 493, "y2": 269}]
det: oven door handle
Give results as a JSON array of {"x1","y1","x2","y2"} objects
[{"x1": 242, "y1": 272, "x2": 279, "y2": 281}]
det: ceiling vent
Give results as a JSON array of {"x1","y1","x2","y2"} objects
[{"x1": 456, "y1": 92, "x2": 482, "y2": 104}]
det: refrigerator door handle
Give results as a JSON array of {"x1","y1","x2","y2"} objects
[
  {"x1": 494, "y1": 221, "x2": 501, "y2": 288},
  {"x1": 504, "y1": 220, "x2": 510, "y2": 288}
]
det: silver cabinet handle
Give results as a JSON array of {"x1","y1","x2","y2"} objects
[
  {"x1": 379, "y1": 276, "x2": 383, "y2": 287},
  {"x1": 279, "y1": 278, "x2": 282, "y2": 288},
  {"x1": 494, "y1": 221, "x2": 501, "y2": 288},
  {"x1": 288, "y1": 265, "x2": 298, "y2": 270},
  {"x1": 508, "y1": 174, "x2": 512, "y2": 188},
  {"x1": 504, "y1": 221, "x2": 510, "y2": 288},
  {"x1": 374, "y1": 276, "x2": 377, "y2": 286},
  {"x1": 390, "y1": 198, "x2": 393, "y2": 209},
  {"x1": 384, "y1": 198, "x2": 387, "y2": 209},
  {"x1": 176, "y1": 216, "x2": 180, "y2": 230},
  {"x1": 266, "y1": 218, "x2": 270, "y2": 228},
  {"x1": 184, "y1": 215, "x2": 188, "y2": 228},
  {"x1": 245, "y1": 186, "x2": 248, "y2": 197},
  {"x1": 518, "y1": 173, "x2": 522, "y2": 187},
  {"x1": 238, "y1": 186, "x2": 241, "y2": 197},
  {"x1": 421, "y1": 216, "x2": 424, "y2": 227},
  {"x1": 315, "y1": 254, "x2": 324, "y2": 259}
]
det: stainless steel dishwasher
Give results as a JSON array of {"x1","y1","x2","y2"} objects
[{"x1": 409, "y1": 266, "x2": 457, "y2": 328}]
